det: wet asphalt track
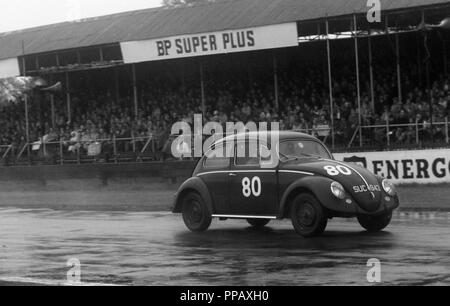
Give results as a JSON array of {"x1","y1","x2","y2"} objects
[{"x1": 0, "y1": 208, "x2": 449, "y2": 286}]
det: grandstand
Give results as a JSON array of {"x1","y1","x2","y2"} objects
[{"x1": 0, "y1": 0, "x2": 449, "y2": 165}]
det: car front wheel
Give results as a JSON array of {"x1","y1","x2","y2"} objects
[
  {"x1": 247, "y1": 219, "x2": 270, "y2": 229},
  {"x1": 291, "y1": 193, "x2": 328, "y2": 238},
  {"x1": 357, "y1": 212, "x2": 392, "y2": 232},
  {"x1": 181, "y1": 192, "x2": 212, "y2": 232}
]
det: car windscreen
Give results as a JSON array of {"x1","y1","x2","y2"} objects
[{"x1": 279, "y1": 140, "x2": 331, "y2": 160}]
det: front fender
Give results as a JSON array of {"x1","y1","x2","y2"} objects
[
  {"x1": 278, "y1": 176, "x2": 359, "y2": 218},
  {"x1": 172, "y1": 177, "x2": 214, "y2": 214}
]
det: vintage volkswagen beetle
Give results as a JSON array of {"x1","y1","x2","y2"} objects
[{"x1": 172, "y1": 131, "x2": 399, "y2": 237}]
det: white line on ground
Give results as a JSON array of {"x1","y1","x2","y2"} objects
[{"x1": 0, "y1": 277, "x2": 120, "y2": 286}]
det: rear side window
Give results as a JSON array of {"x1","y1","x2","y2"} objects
[
  {"x1": 204, "y1": 145, "x2": 231, "y2": 169},
  {"x1": 204, "y1": 156, "x2": 230, "y2": 168},
  {"x1": 235, "y1": 142, "x2": 263, "y2": 167}
]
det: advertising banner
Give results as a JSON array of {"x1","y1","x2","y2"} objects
[
  {"x1": 334, "y1": 149, "x2": 450, "y2": 184},
  {"x1": 120, "y1": 22, "x2": 298, "y2": 64}
]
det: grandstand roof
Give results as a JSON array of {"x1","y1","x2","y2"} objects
[{"x1": 0, "y1": 0, "x2": 449, "y2": 60}]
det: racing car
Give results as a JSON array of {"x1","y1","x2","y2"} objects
[{"x1": 172, "y1": 131, "x2": 399, "y2": 237}]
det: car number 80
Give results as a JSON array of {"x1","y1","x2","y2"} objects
[
  {"x1": 324, "y1": 165, "x2": 352, "y2": 176},
  {"x1": 242, "y1": 177, "x2": 261, "y2": 198}
]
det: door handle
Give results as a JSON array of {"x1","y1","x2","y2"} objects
[{"x1": 229, "y1": 173, "x2": 237, "y2": 177}]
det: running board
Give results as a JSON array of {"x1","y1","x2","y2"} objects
[{"x1": 212, "y1": 214, "x2": 277, "y2": 220}]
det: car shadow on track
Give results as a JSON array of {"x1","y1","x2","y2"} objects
[{"x1": 173, "y1": 226, "x2": 397, "y2": 252}]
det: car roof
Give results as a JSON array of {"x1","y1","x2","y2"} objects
[{"x1": 212, "y1": 131, "x2": 319, "y2": 147}]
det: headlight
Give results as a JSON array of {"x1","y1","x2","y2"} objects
[
  {"x1": 382, "y1": 179, "x2": 396, "y2": 196},
  {"x1": 331, "y1": 181, "x2": 346, "y2": 199}
]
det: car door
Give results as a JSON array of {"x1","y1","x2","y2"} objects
[
  {"x1": 228, "y1": 141, "x2": 278, "y2": 216},
  {"x1": 200, "y1": 144, "x2": 232, "y2": 214}
]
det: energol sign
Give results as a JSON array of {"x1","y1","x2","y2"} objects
[
  {"x1": 334, "y1": 149, "x2": 450, "y2": 184},
  {"x1": 120, "y1": 23, "x2": 298, "y2": 63}
]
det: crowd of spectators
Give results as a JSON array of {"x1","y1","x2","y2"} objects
[{"x1": 0, "y1": 54, "x2": 449, "y2": 161}]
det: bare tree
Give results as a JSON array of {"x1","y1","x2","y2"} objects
[{"x1": 0, "y1": 77, "x2": 33, "y2": 105}]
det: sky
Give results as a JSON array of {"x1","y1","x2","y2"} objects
[{"x1": 0, "y1": 0, "x2": 163, "y2": 33}]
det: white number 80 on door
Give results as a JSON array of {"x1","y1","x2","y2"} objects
[{"x1": 242, "y1": 176, "x2": 262, "y2": 197}]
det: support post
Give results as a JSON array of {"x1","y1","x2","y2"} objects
[
  {"x1": 200, "y1": 62, "x2": 206, "y2": 118},
  {"x1": 65, "y1": 72, "x2": 71, "y2": 123},
  {"x1": 386, "y1": 115, "x2": 390, "y2": 148},
  {"x1": 417, "y1": 34, "x2": 423, "y2": 87},
  {"x1": 353, "y1": 15, "x2": 363, "y2": 147},
  {"x1": 42, "y1": 136, "x2": 46, "y2": 158},
  {"x1": 421, "y1": 11, "x2": 433, "y2": 132},
  {"x1": 113, "y1": 135, "x2": 118, "y2": 164},
  {"x1": 368, "y1": 36, "x2": 375, "y2": 112},
  {"x1": 132, "y1": 64, "x2": 138, "y2": 119},
  {"x1": 115, "y1": 67, "x2": 120, "y2": 103},
  {"x1": 132, "y1": 133, "x2": 136, "y2": 153},
  {"x1": 326, "y1": 19, "x2": 335, "y2": 149},
  {"x1": 273, "y1": 54, "x2": 280, "y2": 116},
  {"x1": 22, "y1": 57, "x2": 26, "y2": 77},
  {"x1": 59, "y1": 140, "x2": 64, "y2": 165},
  {"x1": 416, "y1": 120, "x2": 420, "y2": 145},
  {"x1": 446, "y1": 117, "x2": 449, "y2": 144},
  {"x1": 21, "y1": 40, "x2": 31, "y2": 164},
  {"x1": 48, "y1": 72, "x2": 55, "y2": 129},
  {"x1": 77, "y1": 145, "x2": 80, "y2": 165},
  {"x1": 25, "y1": 95, "x2": 31, "y2": 164},
  {"x1": 51, "y1": 94, "x2": 55, "y2": 129},
  {"x1": 444, "y1": 40, "x2": 448, "y2": 77},
  {"x1": 396, "y1": 33, "x2": 402, "y2": 103}
]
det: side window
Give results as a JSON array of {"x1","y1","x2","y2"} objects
[
  {"x1": 235, "y1": 142, "x2": 261, "y2": 167},
  {"x1": 260, "y1": 145, "x2": 275, "y2": 167},
  {"x1": 204, "y1": 145, "x2": 231, "y2": 169}
]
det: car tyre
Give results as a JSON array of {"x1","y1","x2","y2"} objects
[
  {"x1": 246, "y1": 219, "x2": 271, "y2": 229},
  {"x1": 291, "y1": 193, "x2": 328, "y2": 238},
  {"x1": 182, "y1": 192, "x2": 212, "y2": 232},
  {"x1": 357, "y1": 212, "x2": 392, "y2": 232}
]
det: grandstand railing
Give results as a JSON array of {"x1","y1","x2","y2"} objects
[
  {"x1": 347, "y1": 119, "x2": 450, "y2": 149},
  {"x1": 11, "y1": 135, "x2": 165, "y2": 165},
  {"x1": 0, "y1": 145, "x2": 13, "y2": 163},
  {"x1": 293, "y1": 126, "x2": 332, "y2": 143},
  {"x1": 3, "y1": 120, "x2": 450, "y2": 167}
]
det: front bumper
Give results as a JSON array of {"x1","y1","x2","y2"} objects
[{"x1": 317, "y1": 191, "x2": 400, "y2": 216}]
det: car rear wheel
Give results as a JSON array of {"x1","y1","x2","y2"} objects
[
  {"x1": 357, "y1": 212, "x2": 392, "y2": 232},
  {"x1": 181, "y1": 192, "x2": 212, "y2": 232},
  {"x1": 291, "y1": 193, "x2": 328, "y2": 238},
  {"x1": 246, "y1": 219, "x2": 271, "y2": 229}
]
